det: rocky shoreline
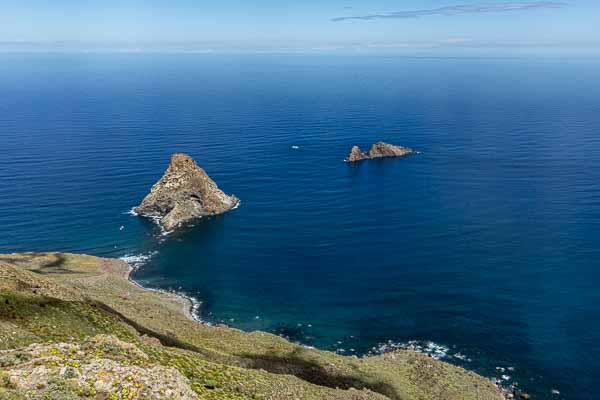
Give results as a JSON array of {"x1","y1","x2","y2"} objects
[
  {"x1": 368, "y1": 341, "x2": 533, "y2": 400},
  {"x1": 121, "y1": 256, "x2": 201, "y2": 324},
  {"x1": 120, "y1": 256, "x2": 524, "y2": 400},
  {"x1": 0, "y1": 252, "x2": 507, "y2": 400}
]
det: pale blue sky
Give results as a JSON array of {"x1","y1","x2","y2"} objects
[{"x1": 0, "y1": 1, "x2": 598, "y2": 51}]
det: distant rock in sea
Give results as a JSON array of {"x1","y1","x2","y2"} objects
[
  {"x1": 134, "y1": 153, "x2": 239, "y2": 231},
  {"x1": 345, "y1": 142, "x2": 417, "y2": 162}
]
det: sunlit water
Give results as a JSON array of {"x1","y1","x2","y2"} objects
[{"x1": 1, "y1": 53, "x2": 599, "y2": 399}]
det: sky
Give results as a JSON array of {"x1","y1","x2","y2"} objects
[{"x1": 0, "y1": 0, "x2": 599, "y2": 52}]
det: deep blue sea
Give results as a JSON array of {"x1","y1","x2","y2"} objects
[{"x1": 1, "y1": 53, "x2": 599, "y2": 399}]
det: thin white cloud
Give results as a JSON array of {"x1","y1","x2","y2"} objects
[{"x1": 332, "y1": 1, "x2": 567, "y2": 22}]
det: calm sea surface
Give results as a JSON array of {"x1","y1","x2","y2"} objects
[{"x1": 1, "y1": 53, "x2": 599, "y2": 399}]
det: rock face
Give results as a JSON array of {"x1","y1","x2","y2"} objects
[
  {"x1": 1, "y1": 335, "x2": 199, "y2": 400},
  {"x1": 135, "y1": 154, "x2": 239, "y2": 231},
  {"x1": 345, "y1": 142, "x2": 416, "y2": 162}
]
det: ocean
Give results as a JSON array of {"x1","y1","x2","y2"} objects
[{"x1": 1, "y1": 52, "x2": 599, "y2": 399}]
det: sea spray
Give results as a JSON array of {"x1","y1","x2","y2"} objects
[
  {"x1": 366, "y1": 339, "x2": 532, "y2": 398},
  {"x1": 119, "y1": 251, "x2": 204, "y2": 324},
  {"x1": 366, "y1": 339, "x2": 456, "y2": 361},
  {"x1": 120, "y1": 252, "x2": 157, "y2": 271}
]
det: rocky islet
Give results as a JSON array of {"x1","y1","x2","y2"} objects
[{"x1": 134, "y1": 153, "x2": 239, "y2": 231}]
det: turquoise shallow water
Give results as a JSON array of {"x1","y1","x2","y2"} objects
[{"x1": 1, "y1": 53, "x2": 600, "y2": 399}]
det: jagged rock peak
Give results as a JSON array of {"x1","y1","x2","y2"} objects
[
  {"x1": 345, "y1": 142, "x2": 417, "y2": 162},
  {"x1": 134, "y1": 153, "x2": 239, "y2": 231},
  {"x1": 169, "y1": 153, "x2": 198, "y2": 170}
]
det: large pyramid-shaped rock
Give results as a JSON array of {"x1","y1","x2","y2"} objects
[{"x1": 135, "y1": 154, "x2": 239, "y2": 231}]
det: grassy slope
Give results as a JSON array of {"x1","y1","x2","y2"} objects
[{"x1": 0, "y1": 253, "x2": 503, "y2": 400}]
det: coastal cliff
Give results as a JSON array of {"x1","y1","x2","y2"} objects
[
  {"x1": 135, "y1": 154, "x2": 239, "y2": 231},
  {"x1": 346, "y1": 142, "x2": 416, "y2": 162},
  {"x1": 0, "y1": 252, "x2": 505, "y2": 400}
]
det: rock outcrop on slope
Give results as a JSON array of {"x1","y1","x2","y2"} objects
[
  {"x1": 1, "y1": 335, "x2": 199, "y2": 400},
  {"x1": 345, "y1": 142, "x2": 417, "y2": 162},
  {"x1": 134, "y1": 153, "x2": 239, "y2": 231}
]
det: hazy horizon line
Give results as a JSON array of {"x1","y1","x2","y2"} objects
[{"x1": 1, "y1": 40, "x2": 598, "y2": 51}]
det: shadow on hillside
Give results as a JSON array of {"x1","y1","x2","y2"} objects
[
  {"x1": 91, "y1": 300, "x2": 397, "y2": 399},
  {"x1": 0, "y1": 253, "x2": 81, "y2": 275},
  {"x1": 0, "y1": 253, "x2": 39, "y2": 264},
  {"x1": 239, "y1": 348, "x2": 398, "y2": 399},
  {"x1": 0, "y1": 253, "x2": 398, "y2": 399}
]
